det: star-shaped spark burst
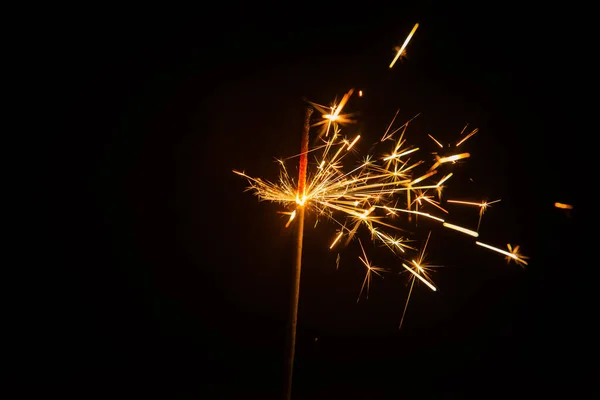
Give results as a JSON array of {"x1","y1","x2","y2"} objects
[
  {"x1": 426, "y1": 123, "x2": 478, "y2": 174},
  {"x1": 447, "y1": 199, "x2": 501, "y2": 231},
  {"x1": 357, "y1": 239, "x2": 387, "y2": 303},
  {"x1": 308, "y1": 89, "x2": 356, "y2": 139}
]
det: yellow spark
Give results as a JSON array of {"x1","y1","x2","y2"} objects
[
  {"x1": 430, "y1": 153, "x2": 470, "y2": 170},
  {"x1": 413, "y1": 190, "x2": 449, "y2": 214},
  {"x1": 447, "y1": 200, "x2": 484, "y2": 207},
  {"x1": 437, "y1": 173, "x2": 453, "y2": 186},
  {"x1": 442, "y1": 222, "x2": 479, "y2": 237},
  {"x1": 383, "y1": 147, "x2": 419, "y2": 161},
  {"x1": 401, "y1": 263, "x2": 436, "y2": 291},
  {"x1": 389, "y1": 23, "x2": 419, "y2": 69},
  {"x1": 309, "y1": 89, "x2": 356, "y2": 137},
  {"x1": 476, "y1": 241, "x2": 529, "y2": 267},
  {"x1": 554, "y1": 202, "x2": 573, "y2": 210},
  {"x1": 456, "y1": 128, "x2": 479, "y2": 146},
  {"x1": 377, "y1": 206, "x2": 445, "y2": 223},
  {"x1": 428, "y1": 134, "x2": 444, "y2": 148},
  {"x1": 357, "y1": 239, "x2": 385, "y2": 302},
  {"x1": 381, "y1": 109, "x2": 400, "y2": 142},
  {"x1": 410, "y1": 170, "x2": 437, "y2": 186},
  {"x1": 358, "y1": 90, "x2": 363, "y2": 97},
  {"x1": 330, "y1": 230, "x2": 344, "y2": 249},
  {"x1": 347, "y1": 135, "x2": 360, "y2": 150},
  {"x1": 285, "y1": 210, "x2": 297, "y2": 228},
  {"x1": 399, "y1": 231, "x2": 439, "y2": 329},
  {"x1": 383, "y1": 205, "x2": 397, "y2": 216}
]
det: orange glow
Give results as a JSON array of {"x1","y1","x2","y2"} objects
[{"x1": 554, "y1": 202, "x2": 573, "y2": 210}]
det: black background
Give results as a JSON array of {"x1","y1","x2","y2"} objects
[{"x1": 35, "y1": 3, "x2": 592, "y2": 398}]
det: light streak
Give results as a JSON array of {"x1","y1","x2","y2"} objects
[
  {"x1": 554, "y1": 202, "x2": 573, "y2": 210},
  {"x1": 456, "y1": 128, "x2": 479, "y2": 146},
  {"x1": 476, "y1": 241, "x2": 529, "y2": 267},
  {"x1": 447, "y1": 199, "x2": 501, "y2": 231},
  {"x1": 401, "y1": 263, "x2": 436, "y2": 291},
  {"x1": 443, "y1": 222, "x2": 479, "y2": 237},
  {"x1": 389, "y1": 23, "x2": 419, "y2": 69}
]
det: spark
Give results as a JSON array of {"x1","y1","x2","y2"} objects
[
  {"x1": 476, "y1": 241, "x2": 529, "y2": 267},
  {"x1": 456, "y1": 128, "x2": 479, "y2": 147},
  {"x1": 430, "y1": 153, "x2": 471, "y2": 171},
  {"x1": 554, "y1": 202, "x2": 573, "y2": 210},
  {"x1": 442, "y1": 222, "x2": 479, "y2": 237},
  {"x1": 347, "y1": 135, "x2": 361, "y2": 150},
  {"x1": 447, "y1": 199, "x2": 501, "y2": 231},
  {"x1": 285, "y1": 210, "x2": 297, "y2": 228},
  {"x1": 357, "y1": 239, "x2": 386, "y2": 302},
  {"x1": 399, "y1": 231, "x2": 439, "y2": 329},
  {"x1": 428, "y1": 134, "x2": 444, "y2": 148},
  {"x1": 412, "y1": 190, "x2": 449, "y2": 214},
  {"x1": 390, "y1": 23, "x2": 419, "y2": 69},
  {"x1": 437, "y1": 173, "x2": 453, "y2": 186},
  {"x1": 330, "y1": 230, "x2": 344, "y2": 249},
  {"x1": 309, "y1": 89, "x2": 356, "y2": 138},
  {"x1": 401, "y1": 263, "x2": 437, "y2": 291}
]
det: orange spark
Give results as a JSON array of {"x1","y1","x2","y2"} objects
[
  {"x1": 456, "y1": 128, "x2": 479, "y2": 146},
  {"x1": 554, "y1": 202, "x2": 573, "y2": 210}
]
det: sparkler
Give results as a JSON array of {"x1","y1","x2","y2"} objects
[
  {"x1": 233, "y1": 89, "x2": 528, "y2": 323},
  {"x1": 232, "y1": 23, "x2": 528, "y2": 399}
]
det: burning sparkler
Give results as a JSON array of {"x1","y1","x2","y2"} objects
[
  {"x1": 233, "y1": 87, "x2": 528, "y2": 324},
  {"x1": 232, "y1": 22, "x2": 528, "y2": 399},
  {"x1": 554, "y1": 202, "x2": 573, "y2": 210}
]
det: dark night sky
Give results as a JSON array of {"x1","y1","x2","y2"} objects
[{"x1": 35, "y1": 4, "x2": 593, "y2": 399}]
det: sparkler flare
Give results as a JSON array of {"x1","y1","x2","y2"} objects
[
  {"x1": 234, "y1": 23, "x2": 528, "y2": 333},
  {"x1": 234, "y1": 95, "x2": 528, "y2": 326}
]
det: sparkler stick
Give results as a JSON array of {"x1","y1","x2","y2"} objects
[{"x1": 284, "y1": 106, "x2": 313, "y2": 400}]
